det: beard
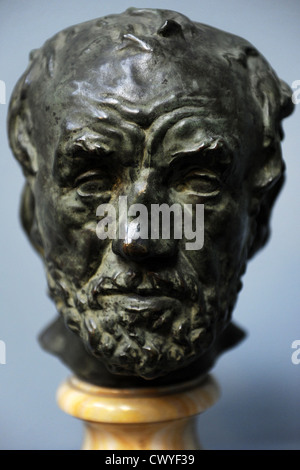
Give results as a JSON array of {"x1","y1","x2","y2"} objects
[{"x1": 45, "y1": 250, "x2": 240, "y2": 380}]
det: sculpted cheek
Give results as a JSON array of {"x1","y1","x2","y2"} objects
[
  {"x1": 35, "y1": 186, "x2": 107, "y2": 281},
  {"x1": 182, "y1": 192, "x2": 250, "y2": 290},
  {"x1": 205, "y1": 192, "x2": 250, "y2": 254}
]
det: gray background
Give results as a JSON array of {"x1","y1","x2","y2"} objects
[{"x1": 0, "y1": 0, "x2": 299, "y2": 450}]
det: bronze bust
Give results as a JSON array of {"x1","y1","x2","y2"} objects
[{"x1": 8, "y1": 8, "x2": 294, "y2": 387}]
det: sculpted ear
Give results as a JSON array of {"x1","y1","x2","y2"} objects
[
  {"x1": 20, "y1": 182, "x2": 44, "y2": 257},
  {"x1": 246, "y1": 74, "x2": 294, "y2": 258},
  {"x1": 252, "y1": 78, "x2": 293, "y2": 192},
  {"x1": 252, "y1": 143, "x2": 284, "y2": 194},
  {"x1": 247, "y1": 137, "x2": 286, "y2": 260},
  {"x1": 8, "y1": 69, "x2": 44, "y2": 255},
  {"x1": 8, "y1": 108, "x2": 38, "y2": 178},
  {"x1": 8, "y1": 63, "x2": 39, "y2": 178},
  {"x1": 278, "y1": 79, "x2": 295, "y2": 122}
]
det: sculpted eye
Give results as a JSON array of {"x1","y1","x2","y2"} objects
[
  {"x1": 75, "y1": 170, "x2": 113, "y2": 198},
  {"x1": 176, "y1": 170, "x2": 221, "y2": 197}
]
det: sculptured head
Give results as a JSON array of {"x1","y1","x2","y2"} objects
[{"x1": 8, "y1": 8, "x2": 294, "y2": 381}]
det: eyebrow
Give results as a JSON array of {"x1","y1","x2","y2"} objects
[
  {"x1": 58, "y1": 124, "x2": 124, "y2": 154},
  {"x1": 64, "y1": 134, "x2": 117, "y2": 156},
  {"x1": 54, "y1": 111, "x2": 145, "y2": 166},
  {"x1": 169, "y1": 138, "x2": 234, "y2": 167}
]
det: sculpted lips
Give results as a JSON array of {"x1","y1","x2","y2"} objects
[
  {"x1": 89, "y1": 270, "x2": 200, "y2": 304},
  {"x1": 100, "y1": 295, "x2": 182, "y2": 328},
  {"x1": 84, "y1": 270, "x2": 200, "y2": 331}
]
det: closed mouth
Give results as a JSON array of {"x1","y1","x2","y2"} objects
[
  {"x1": 95, "y1": 286, "x2": 185, "y2": 300},
  {"x1": 91, "y1": 274, "x2": 198, "y2": 302},
  {"x1": 96, "y1": 293, "x2": 182, "y2": 325}
]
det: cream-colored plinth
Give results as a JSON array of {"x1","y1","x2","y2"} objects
[{"x1": 57, "y1": 374, "x2": 219, "y2": 450}]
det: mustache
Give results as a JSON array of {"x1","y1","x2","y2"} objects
[{"x1": 89, "y1": 269, "x2": 200, "y2": 303}]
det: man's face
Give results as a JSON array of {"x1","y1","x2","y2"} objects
[{"x1": 30, "y1": 54, "x2": 262, "y2": 379}]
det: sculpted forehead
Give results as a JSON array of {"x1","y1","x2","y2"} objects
[
  {"x1": 50, "y1": 52, "x2": 247, "y2": 116},
  {"x1": 47, "y1": 46, "x2": 252, "y2": 117},
  {"x1": 26, "y1": 8, "x2": 262, "y2": 125},
  {"x1": 35, "y1": 48, "x2": 261, "y2": 156}
]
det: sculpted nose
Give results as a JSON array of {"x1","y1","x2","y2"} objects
[
  {"x1": 112, "y1": 171, "x2": 178, "y2": 263},
  {"x1": 112, "y1": 234, "x2": 178, "y2": 263},
  {"x1": 115, "y1": 238, "x2": 150, "y2": 261}
]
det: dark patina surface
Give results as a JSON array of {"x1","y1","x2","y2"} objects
[{"x1": 8, "y1": 8, "x2": 294, "y2": 386}]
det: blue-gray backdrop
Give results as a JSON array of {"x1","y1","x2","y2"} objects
[{"x1": 0, "y1": 0, "x2": 299, "y2": 450}]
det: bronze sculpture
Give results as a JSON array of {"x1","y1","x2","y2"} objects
[{"x1": 8, "y1": 8, "x2": 294, "y2": 387}]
